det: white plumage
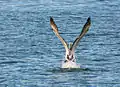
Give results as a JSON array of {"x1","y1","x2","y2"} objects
[{"x1": 61, "y1": 61, "x2": 80, "y2": 68}]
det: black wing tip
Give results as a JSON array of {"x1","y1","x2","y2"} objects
[
  {"x1": 50, "y1": 16, "x2": 53, "y2": 21},
  {"x1": 87, "y1": 16, "x2": 91, "y2": 22}
]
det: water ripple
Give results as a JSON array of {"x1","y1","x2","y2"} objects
[{"x1": 0, "y1": 0, "x2": 120, "y2": 87}]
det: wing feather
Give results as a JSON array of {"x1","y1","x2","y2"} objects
[
  {"x1": 70, "y1": 17, "x2": 91, "y2": 51},
  {"x1": 50, "y1": 17, "x2": 68, "y2": 51}
]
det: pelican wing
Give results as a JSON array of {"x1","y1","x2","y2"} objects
[
  {"x1": 70, "y1": 17, "x2": 91, "y2": 51},
  {"x1": 50, "y1": 17, "x2": 68, "y2": 51}
]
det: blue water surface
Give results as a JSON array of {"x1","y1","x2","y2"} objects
[{"x1": 0, "y1": 0, "x2": 120, "y2": 87}]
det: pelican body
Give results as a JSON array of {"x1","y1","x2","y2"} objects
[{"x1": 50, "y1": 17, "x2": 91, "y2": 68}]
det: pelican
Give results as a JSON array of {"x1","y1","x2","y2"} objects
[{"x1": 50, "y1": 17, "x2": 91, "y2": 68}]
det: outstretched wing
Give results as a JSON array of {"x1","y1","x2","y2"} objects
[
  {"x1": 70, "y1": 17, "x2": 91, "y2": 51},
  {"x1": 50, "y1": 17, "x2": 68, "y2": 51}
]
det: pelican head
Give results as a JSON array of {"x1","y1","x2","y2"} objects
[{"x1": 64, "y1": 43, "x2": 75, "y2": 62}]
